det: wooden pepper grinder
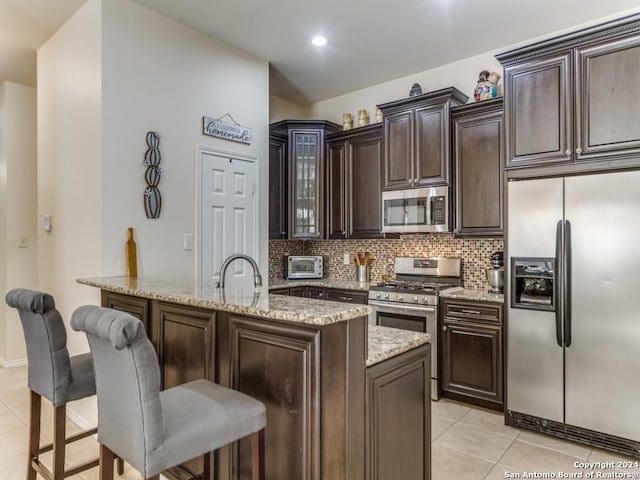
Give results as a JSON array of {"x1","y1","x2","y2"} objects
[{"x1": 126, "y1": 227, "x2": 138, "y2": 277}]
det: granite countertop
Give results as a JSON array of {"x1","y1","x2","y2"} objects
[
  {"x1": 439, "y1": 287, "x2": 504, "y2": 304},
  {"x1": 77, "y1": 276, "x2": 370, "y2": 326},
  {"x1": 367, "y1": 325, "x2": 431, "y2": 367},
  {"x1": 269, "y1": 278, "x2": 371, "y2": 291}
]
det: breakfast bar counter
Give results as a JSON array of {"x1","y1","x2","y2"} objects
[{"x1": 78, "y1": 276, "x2": 431, "y2": 480}]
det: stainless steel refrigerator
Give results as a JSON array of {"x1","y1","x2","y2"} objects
[{"x1": 507, "y1": 170, "x2": 640, "y2": 455}]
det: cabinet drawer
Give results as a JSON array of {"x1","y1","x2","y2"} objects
[
  {"x1": 442, "y1": 300, "x2": 502, "y2": 324},
  {"x1": 325, "y1": 288, "x2": 368, "y2": 304},
  {"x1": 269, "y1": 287, "x2": 290, "y2": 295}
]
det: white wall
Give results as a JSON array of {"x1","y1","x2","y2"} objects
[
  {"x1": 101, "y1": 0, "x2": 270, "y2": 284},
  {"x1": 269, "y1": 94, "x2": 310, "y2": 122},
  {"x1": 0, "y1": 82, "x2": 37, "y2": 365},
  {"x1": 37, "y1": 0, "x2": 103, "y2": 370},
  {"x1": 309, "y1": 51, "x2": 501, "y2": 124}
]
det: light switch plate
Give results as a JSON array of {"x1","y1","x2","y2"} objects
[
  {"x1": 343, "y1": 253, "x2": 350, "y2": 265},
  {"x1": 183, "y1": 233, "x2": 193, "y2": 250}
]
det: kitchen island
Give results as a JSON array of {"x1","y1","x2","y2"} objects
[{"x1": 78, "y1": 277, "x2": 431, "y2": 480}]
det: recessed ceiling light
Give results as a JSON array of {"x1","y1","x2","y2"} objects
[{"x1": 312, "y1": 36, "x2": 327, "y2": 46}]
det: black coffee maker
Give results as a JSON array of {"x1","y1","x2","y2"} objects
[{"x1": 486, "y1": 251, "x2": 504, "y2": 294}]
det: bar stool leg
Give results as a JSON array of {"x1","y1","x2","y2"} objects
[
  {"x1": 52, "y1": 404, "x2": 66, "y2": 479},
  {"x1": 251, "y1": 428, "x2": 265, "y2": 480},
  {"x1": 26, "y1": 391, "x2": 41, "y2": 480},
  {"x1": 99, "y1": 444, "x2": 115, "y2": 480}
]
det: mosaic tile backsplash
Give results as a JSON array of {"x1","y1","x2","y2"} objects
[{"x1": 269, "y1": 235, "x2": 504, "y2": 290}]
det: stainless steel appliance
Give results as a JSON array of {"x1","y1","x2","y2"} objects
[
  {"x1": 284, "y1": 255, "x2": 323, "y2": 279},
  {"x1": 507, "y1": 171, "x2": 640, "y2": 457},
  {"x1": 368, "y1": 257, "x2": 462, "y2": 400},
  {"x1": 486, "y1": 251, "x2": 504, "y2": 294},
  {"x1": 381, "y1": 186, "x2": 450, "y2": 234}
]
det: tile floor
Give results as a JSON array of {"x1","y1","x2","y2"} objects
[{"x1": 1, "y1": 364, "x2": 638, "y2": 479}]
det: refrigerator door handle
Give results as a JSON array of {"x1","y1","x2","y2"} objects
[
  {"x1": 564, "y1": 219, "x2": 572, "y2": 348},
  {"x1": 555, "y1": 220, "x2": 563, "y2": 347}
]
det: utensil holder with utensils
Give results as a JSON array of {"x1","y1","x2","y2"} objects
[{"x1": 354, "y1": 251, "x2": 373, "y2": 283}]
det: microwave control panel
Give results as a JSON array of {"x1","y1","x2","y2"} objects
[{"x1": 430, "y1": 196, "x2": 446, "y2": 225}]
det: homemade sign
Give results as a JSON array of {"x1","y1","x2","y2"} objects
[{"x1": 202, "y1": 114, "x2": 252, "y2": 144}]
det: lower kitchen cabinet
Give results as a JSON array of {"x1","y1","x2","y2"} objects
[
  {"x1": 440, "y1": 298, "x2": 503, "y2": 410},
  {"x1": 101, "y1": 290, "x2": 150, "y2": 332},
  {"x1": 270, "y1": 285, "x2": 368, "y2": 304},
  {"x1": 366, "y1": 344, "x2": 431, "y2": 480}
]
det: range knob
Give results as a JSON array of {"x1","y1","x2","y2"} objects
[
  {"x1": 413, "y1": 296, "x2": 419, "y2": 302},
  {"x1": 375, "y1": 293, "x2": 381, "y2": 299},
  {"x1": 384, "y1": 293, "x2": 390, "y2": 299},
  {"x1": 397, "y1": 295, "x2": 403, "y2": 301},
  {"x1": 421, "y1": 297, "x2": 429, "y2": 303}
]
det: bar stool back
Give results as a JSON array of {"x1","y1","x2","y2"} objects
[{"x1": 5, "y1": 288, "x2": 123, "y2": 480}]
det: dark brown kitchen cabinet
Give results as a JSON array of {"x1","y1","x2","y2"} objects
[
  {"x1": 150, "y1": 301, "x2": 216, "y2": 478},
  {"x1": 289, "y1": 286, "x2": 307, "y2": 297},
  {"x1": 326, "y1": 124, "x2": 386, "y2": 239},
  {"x1": 228, "y1": 315, "x2": 321, "y2": 480},
  {"x1": 270, "y1": 120, "x2": 342, "y2": 240},
  {"x1": 497, "y1": 15, "x2": 640, "y2": 176},
  {"x1": 101, "y1": 291, "x2": 149, "y2": 332},
  {"x1": 324, "y1": 288, "x2": 368, "y2": 305},
  {"x1": 378, "y1": 88, "x2": 468, "y2": 190},
  {"x1": 366, "y1": 344, "x2": 431, "y2": 480},
  {"x1": 440, "y1": 298, "x2": 503, "y2": 410},
  {"x1": 269, "y1": 133, "x2": 288, "y2": 239},
  {"x1": 451, "y1": 99, "x2": 504, "y2": 237}
]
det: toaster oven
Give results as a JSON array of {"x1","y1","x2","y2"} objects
[{"x1": 285, "y1": 256, "x2": 324, "y2": 279}]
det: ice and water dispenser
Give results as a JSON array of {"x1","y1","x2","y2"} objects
[{"x1": 510, "y1": 258, "x2": 555, "y2": 311}]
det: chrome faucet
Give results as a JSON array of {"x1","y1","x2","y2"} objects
[{"x1": 216, "y1": 254, "x2": 263, "y2": 289}]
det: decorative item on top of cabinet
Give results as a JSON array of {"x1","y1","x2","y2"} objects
[
  {"x1": 326, "y1": 124, "x2": 396, "y2": 239},
  {"x1": 409, "y1": 83, "x2": 423, "y2": 97},
  {"x1": 440, "y1": 298, "x2": 503, "y2": 410},
  {"x1": 451, "y1": 98, "x2": 504, "y2": 237},
  {"x1": 474, "y1": 70, "x2": 501, "y2": 101},
  {"x1": 343, "y1": 113, "x2": 353, "y2": 130},
  {"x1": 378, "y1": 87, "x2": 468, "y2": 190},
  {"x1": 497, "y1": 13, "x2": 640, "y2": 177},
  {"x1": 269, "y1": 120, "x2": 342, "y2": 240}
]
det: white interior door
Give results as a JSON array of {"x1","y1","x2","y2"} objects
[{"x1": 198, "y1": 147, "x2": 257, "y2": 292}]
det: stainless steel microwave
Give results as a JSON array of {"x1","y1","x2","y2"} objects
[
  {"x1": 381, "y1": 186, "x2": 450, "y2": 234},
  {"x1": 285, "y1": 255, "x2": 324, "y2": 279}
]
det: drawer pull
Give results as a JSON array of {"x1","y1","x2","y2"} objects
[
  {"x1": 442, "y1": 326, "x2": 447, "y2": 332},
  {"x1": 338, "y1": 296, "x2": 352, "y2": 301},
  {"x1": 461, "y1": 309, "x2": 481, "y2": 315}
]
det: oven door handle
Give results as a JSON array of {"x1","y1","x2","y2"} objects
[{"x1": 368, "y1": 300, "x2": 436, "y2": 314}]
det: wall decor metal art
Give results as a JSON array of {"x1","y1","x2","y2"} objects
[
  {"x1": 143, "y1": 131, "x2": 162, "y2": 219},
  {"x1": 202, "y1": 113, "x2": 253, "y2": 144}
]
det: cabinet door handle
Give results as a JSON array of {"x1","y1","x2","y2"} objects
[
  {"x1": 319, "y1": 292, "x2": 324, "y2": 298},
  {"x1": 461, "y1": 309, "x2": 481, "y2": 315},
  {"x1": 281, "y1": 232, "x2": 286, "y2": 237},
  {"x1": 442, "y1": 326, "x2": 448, "y2": 332},
  {"x1": 575, "y1": 147, "x2": 583, "y2": 155},
  {"x1": 565, "y1": 149, "x2": 571, "y2": 156}
]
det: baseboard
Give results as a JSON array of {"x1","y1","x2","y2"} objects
[
  {"x1": 0, "y1": 356, "x2": 27, "y2": 368},
  {"x1": 66, "y1": 407, "x2": 96, "y2": 431}
]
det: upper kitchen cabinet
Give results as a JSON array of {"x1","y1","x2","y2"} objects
[
  {"x1": 498, "y1": 14, "x2": 640, "y2": 176},
  {"x1": 269, "y1": 132, "x2": 287, "y2": 239},
  {"x1": 270, "y1": 120, "x2": 342, "y2": 240},
  {"x1": 326, "y1": 124, "x2": 388, "y2": 239},
  {"x1": 378, "y1": 87, "x2": 468, "y2": 190},
  {"x1": 451, "y1": 99, "x2": 504, "y2": 237}
]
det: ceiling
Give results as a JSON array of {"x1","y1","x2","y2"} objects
[{"x1": 2, "y1": 0, "x2": 640, "y2": 102}]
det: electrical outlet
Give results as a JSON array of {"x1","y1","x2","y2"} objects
[
  {"x1": 18, "y1": 236, "x2": 27, "y2": 248},
  {"x1": 343, "y1": 253, "x2": 350, "y2": 265},
  {"x1": 183, "y1": 233, "x2": 193, "y2": 250}
]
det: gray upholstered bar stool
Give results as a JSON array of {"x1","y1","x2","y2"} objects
[
  {"x1": 71, "y1": 305, "x2": 266, "y2": 480},
  {"x1": 5, "y1": 288, "x2": 124, "y2": 480}
]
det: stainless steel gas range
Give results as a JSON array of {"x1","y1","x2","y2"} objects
[{"x1": 368, "y1": 257, "x2": 462, "y2": 400}]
